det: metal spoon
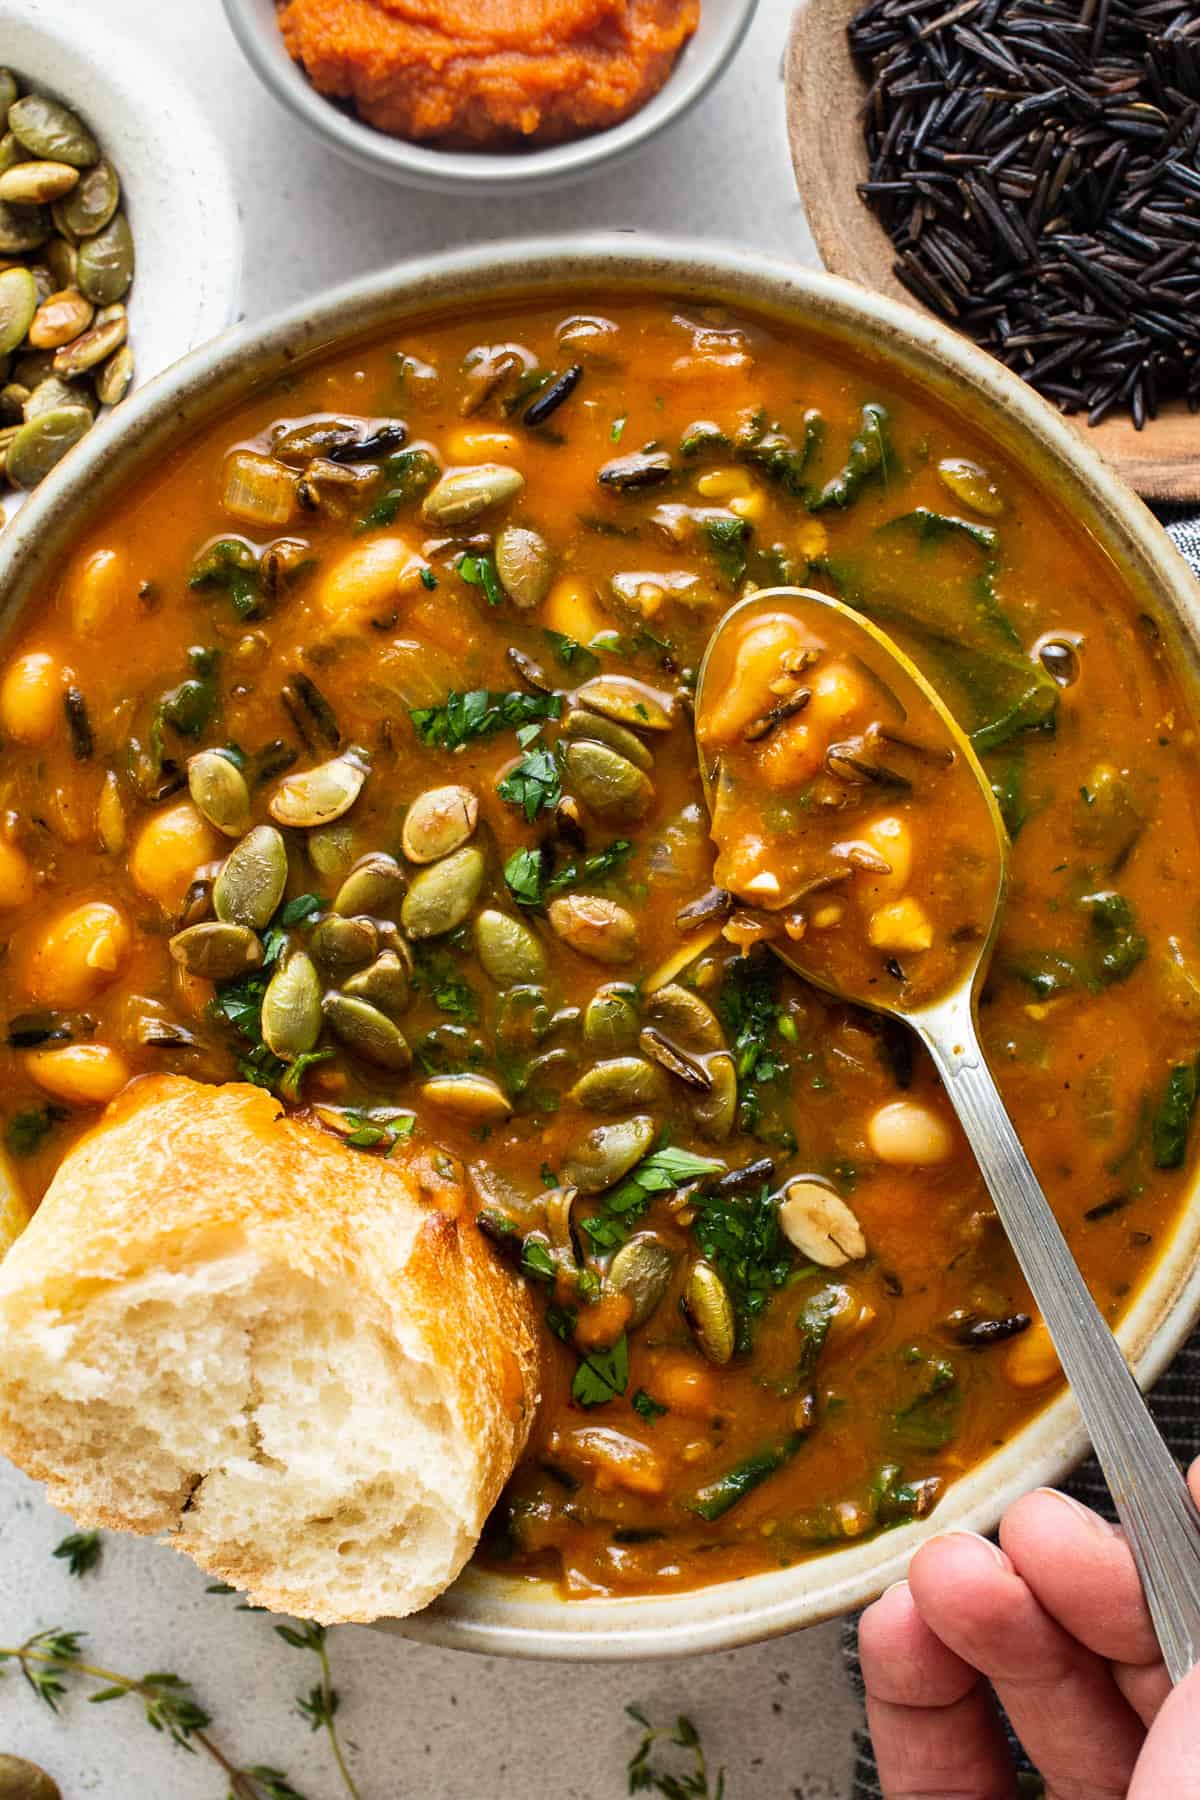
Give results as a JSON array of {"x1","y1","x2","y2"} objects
[{"x1": 695, "y1": 585, "x2": 1200, "y2": 1681}]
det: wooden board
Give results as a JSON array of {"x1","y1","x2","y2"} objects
[{"x1": 785, "y1": 0, "x2": 1200, "y2": 503}]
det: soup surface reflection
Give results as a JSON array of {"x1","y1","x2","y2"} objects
[{"x1": 2, "y1": 294, "x2": 1199, "y2": 1598}]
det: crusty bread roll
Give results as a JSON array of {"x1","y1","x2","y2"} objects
[{"x1": 0, "y1": 1074, "x2": 542, "y2": 1624}]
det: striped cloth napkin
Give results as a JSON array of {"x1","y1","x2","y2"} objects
[{"x1": 845, "y1": 511, "x2": 1200, "y2": 1798}]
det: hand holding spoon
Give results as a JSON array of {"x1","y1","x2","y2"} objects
[{"x1": 694, "y1": 585, "x2": 1200, "y2": 1681}]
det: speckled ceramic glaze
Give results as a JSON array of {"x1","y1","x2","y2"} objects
[
  {"x1": 221, "y1": 0, "x2": 760, "y2": 193},
  {"x1": 0, "y1": 0, "x2": 241, "y2": 515},
  {"x1": 3, "y1": 237, "x2": 1198, "y2": 1660}
]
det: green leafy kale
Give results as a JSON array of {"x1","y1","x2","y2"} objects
[
  {"x1": 891, "y1": 1346, "x2": 960, "y2": 1450},
  {"x1": 686, "y1": 1434, "x2": 806, "y2": 1521},
  {"x1": 1081, "y1": 889, "x2": 1147, "y2": 986},
  {"x1": 410, "y1": 687, "x2": 561, "y2": 751},
  {"x1": 150, "y1": 647, "x2": 221, "y2": 769},
  {"x1": 188, "y1": 537, "x2": 259, "y2": 618},
  {"x1": 356, "y1": 446, "x2": 439, "y2": 529}
]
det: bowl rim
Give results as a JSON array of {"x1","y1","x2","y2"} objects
[
  {"x1": 4, "y1": 233, "x2": 1199, "y2": 1661},
  {"x1": 220, "y1": 0, "x2": 761, "y2": 192}
]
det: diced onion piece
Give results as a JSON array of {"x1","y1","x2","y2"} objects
[
  {"x1": 868, "y1": 895, "x2": 933, "y2": 954},
  {"x1": 223, "y1": 451, "x2": 297, "y2": 528}
]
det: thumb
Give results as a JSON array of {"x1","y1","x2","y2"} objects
[{"x1": 1131, "y1": 1660, "x2": 1200, "y2": 1798}]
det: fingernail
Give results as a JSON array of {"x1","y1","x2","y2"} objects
[
  {"x1": 1034, "y1": 1487, "x2": 1118, "y2": 1534},
  {"x1": 880, "y1": 1578, "x2": 910, "y2": 1602},
  {"x1": 942, "y1": 1530, "x2": 1010, "y2": 1568}
]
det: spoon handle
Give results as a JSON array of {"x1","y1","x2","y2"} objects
[{"x1": 919, "y1": 990, "x2": 1200, "y2": 1685}]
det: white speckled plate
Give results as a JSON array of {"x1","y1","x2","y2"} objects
[{"x1": 0, "y1": 0, "x2": 242, "y2": 517}]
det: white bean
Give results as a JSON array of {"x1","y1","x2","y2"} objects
[{"x1": 868, "y1": 1099, "x2": 954, "y2": 1166}]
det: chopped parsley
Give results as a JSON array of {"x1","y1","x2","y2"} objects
[
  {"x1": 632, "y1": 1388, "x2": 668, "y2": 1422},
  {"x1": 717, "y1": 951, "x2": 793, "y2": 1134},
  {"x1": 459, "y1": 552, "x2": 504, "y2": 607},
  {"x1": 410, "y1": 688, "x2": 561, "y2": 751},
  {"x1": 503, "y1": 837, "x2": 633, "y2": 908},
  {"x1": 496, "y1": 740, "x2": 562, "y2": 823},
  {"x1": 692, "y1": 1183, "x2": 796, "y2": 1351},
  {"x1": 542, "y1": 628, "x2": 601, "y2": 678},
  {"x1": 279, "y1": 892, "x2": 323, "y2": 927},
  {"x1": 410, "y1": 945, "x2": 479, "y2": 1021},
  {"x1": 582, "y1": 1145, "x2": 725, "y2": 1252},
  {"x1": 572, "y1": 1332, "x2": 629, "y2": 1407}
]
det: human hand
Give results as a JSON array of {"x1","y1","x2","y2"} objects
[{"x1": 858, "y1": 1458, "x2": 1200, "y2": 1798}]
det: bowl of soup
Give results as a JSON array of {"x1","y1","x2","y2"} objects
[{"x1": 2, "y1": 237, "x2": 1199, "y2": 1659}]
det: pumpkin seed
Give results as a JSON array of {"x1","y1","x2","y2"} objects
[
  {"x1": 0, "y1": 1752, "x2": 62, "y2": 1800},
  {"x1": 28, "y1": 285, "x2": 93, "y2": 349},
  {"x1": 692, "y1": 1051, "x2": 737, "y2": 1142},
  {"x1": 563, "y1": 739, "x2": 654, "y2": 824},
  {"x1": 5, "y1": 403, "x2": 90, "y2": 486},
  {"x1": 52, "y1": 302, "x2": 125, "y2": 376},
  {"x1": 494, "y1": 524, "x2": 552, "y2": 607},
  {"x1": 582, "y1": 984, "x2": 640, "y2": 1053},
  {"x1": 778, "y1": 1180, "x2": 867, "y2": 1268},
  {"x1": 564, "y1": 1113, "x2": 657, "y2": 1193},
  {"x1": 496, "y1": 983, "x2": 552, "y2": 1055},
  {"x1": 936, "y1": 456, "x2": 1004, "y2": 518},
  {"x1": 333, "y1": 851, "x2": 406, "y2": 920},
  {"x1": 421, "y1": 461, "x2": 524, "y2": 525},
  {"x1": 400, "y1": 844, "x2": 484, "y2": 939},
  {"x1": 0, "y1": 381, "x2": 26, "y2": 421},
  {"x1": 401, "y1": 783, "x2": 479, "y2": 863},
  {"x1": 323, "y1": 992, "x2": 411, "y2": 1070},
  {"x1": 0, "y1": 160, "x2": 78, "y2": 204},
  {"x1": 24, "y1": 375, "x2": 92, "y2": 421},
  {"x1": 0, "y1": 265, "x2": 35, "y2": 355},
  {"x1": 41, "y1": 235, "x2": 76, "y2": 288},
  {"x1": 307, "y1": 821, "x2": 357, "y2": 880},
  {"x1": 609, "y1": 1232, "x2": 676, "y2": 1328},
  {"x1": 212, "y1": 824, "x2": 288, "y2": 930},
  {"x1": 94, "y1": 341, "x2": 132, "y2": 406},
  {"x1": 0, "y1": 73, "x2": 17, "y2": 115},
  {"x1": 682, "y1": 1260, "x2": 736, "y2": 1365},
  {"x1": 261, "y1": 951, "x2": 322, "y2": 1060},
  {"x1": 55, "y1": 158, "x2": 119, "y2": 238},
  {"x1": 561, "y1": 706, "x2": 653, "y2": 772},
  {"x1": 8, "y1": 95, "x2": 99, "y2": 167},
  {"x1": 543, "y1": 1185, "x2": 578, "y2": 1250},
  {"x1": 96, "y1": 767, "x2": 125, "y2": 854},
  {"x1": 75, "y1": 210, "x2": 133, "y2": 304},
  {"x1": 187, "y1": 749, "x2": 251, "y2": 837},
  {"x1": 168, "y1": 920, "x2": 263, "y2": 982},
  {"x1": 343, "y1": 948, "x2": 410, "y2": 1018},
  {"x1": 567, "y1": 1056, "x2": 668, "y2": 1112},
  {"x1": 548, "y1": 893, "x2": 640, "y2": 965},
  {"x1": 474, "y1": 907, "x2": 547, "y2": 987},
  {"x1": 576, "y1": 674, "x2": 675, "y2": 732},
  {"x1": 0, "y1": 130, "x2": 24, "y2": 177},
  {"x1": 645, "y1": 983, "x2": 724, "y2": 1052},
  {"x1": 310, "y1": 913, "x2": 379, "y2": 974},
  {"x1": 421, "y1": 1071, "x2": 513, "y2": 1123},
  {"x1": 0, "y1": 200, "x2": 48, "y2": 253},
  {"x1": 640, "y1": 1025, "x2": 712, "y2": 1092},
  {"x1": 269, "y1": 749, "x2": 368, "y2": 828}
]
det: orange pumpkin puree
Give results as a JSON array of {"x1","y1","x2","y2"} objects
[{"x1": 276, "y1": 0, "x2": 701, "y2": 146}]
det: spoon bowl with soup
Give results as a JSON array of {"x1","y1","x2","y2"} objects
[{"x1": 696, "y1": 586, "x2": 1200, "y2": 1683}]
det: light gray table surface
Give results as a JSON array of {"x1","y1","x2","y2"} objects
[{"x1": 0, "y1": 1, "x2": 860, "y2": 1793}]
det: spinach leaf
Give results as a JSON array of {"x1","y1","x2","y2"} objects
[
  {"x1": 734, "y1": 408, "x2": 823, "y2": 499},
  {"x1": 4, "y1": 1104, "x2": 66, "y2": 1157},
  {"x1": 809, "y1": 403, "x2": 890, "y2": 511},
  {"x1": 891, "y1": 1347, "x2": 960, "y2": 1451},
  {"x1": 355, "y1": 447, "x2": 438, "y2": 530},
  {"x1": 1081, "y1": 890, "x2": 1147, "y2": 986},
  {"x1": 189, "y1": 538, "x2": 260, "y2": 619},
  {"x1": 702, "y1": 515, "x2": 749, "y2": 587},
  {"x1": 687, "y1": 1434, "x2": 806, "y2": 1521},
  {"x1": 1152, "y1": 1062, "x2": 1199, "y2": 1170}
]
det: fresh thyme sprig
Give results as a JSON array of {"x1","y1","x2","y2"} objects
[
  {"x1": 52, "y1": 1530, "x2": 102, "y2": 1578},
  {"x1": 626, "y1": 1707, "x2": 726, "y2": 1799},
  {"x1": 0, "y1": 1629, "x2": 306, "y2": 1800},
  {"x1": 275, "y1": 1621, "x2": 361, "y2": 1800}
]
